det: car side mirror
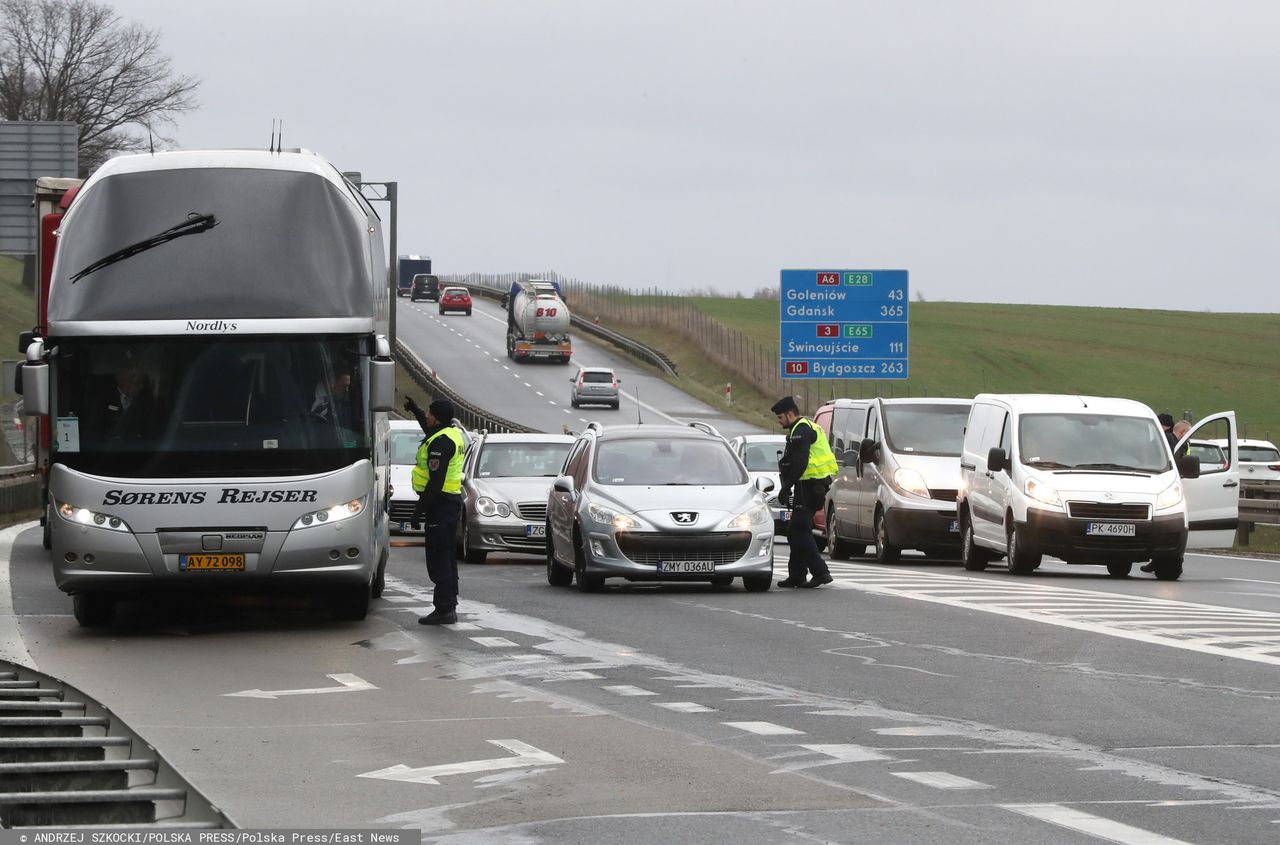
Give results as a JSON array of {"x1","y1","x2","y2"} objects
[
  {"x1": 616, "y1": 378, "x2": 622, "y2": 384},
  {"x1": 569, "y1": 377, "x2": 576, "y2": 383},
  {"x1": 755, "y1": 476, "x2": 776, "y2": 494},
  {"x1": 1176, "y1": 454, "x2": 1201, "y2": 479},
  {"x1": 553, "y1": 475, "x2": 575, "y2": 496},
  {"x1": 987, "y1": 447, "x2": 1007, "y2": 473},
  {"x1": 858, "y1": 438, "x2": 878, "y2": 464}
]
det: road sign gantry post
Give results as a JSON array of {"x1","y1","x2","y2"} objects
[{"x1": 778, "y1": 269, "x2": 909, "y2": 381}]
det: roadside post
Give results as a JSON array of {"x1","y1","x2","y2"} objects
[{"x1": 778, "y1": 269, "x2": 910, "y2": 385}]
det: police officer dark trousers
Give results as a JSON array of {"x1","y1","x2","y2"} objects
[
  {"x1": 405, "y1": 396, "x2": 466, "y2": 625},
  {"x1": 771, "y1": 396, "x2": 837, "y2": 588}
]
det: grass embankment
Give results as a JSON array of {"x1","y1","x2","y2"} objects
[{"x1": 0, "y1": 256, "x2": 34, "y2": 346}]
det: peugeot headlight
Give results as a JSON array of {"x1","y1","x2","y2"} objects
[
  {"x1": 1155, "y1": 481, "x2": 1183, "y2": 510},
  {"x1": 893, "y1": 468, "x2": 930, "y2": 498},
  {"x1": 292, "y1": 496, "x2": 367, "y2": 529},
  {"x1": 730, "y1": 505, "x2": 769, "y2": 529},
  {"x1": 55, "y1": 500, "x2": 131, "y2": 532},
  {"x1": 588, "y1": 502, "x2": 640, "y2": 530},
  {"x1": 1023, "y1": 477, "x2": 1062, "y2": 508},
  {"x1": 476, "y1": 496, "x2": 512, "y2": 518}
]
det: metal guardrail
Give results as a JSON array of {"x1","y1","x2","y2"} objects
[
  {"x1": 457, "y1": 279, "x2": 680, "y2": 377},
  {"x1": 395, "y1": 340, "x2": 540, "y2": 434}
]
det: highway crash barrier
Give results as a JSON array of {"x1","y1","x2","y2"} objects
[
  {"x1": 1235, "y1": 479, "x2": 1280, "y2": 546},
  {"x1": 395, "y1": 340, "x2": 539, "y2": 435}
]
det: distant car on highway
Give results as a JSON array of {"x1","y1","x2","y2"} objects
[
  {"x1": 410, "y1": 274, "x2": 441, "y2": 302},
  {"x1": 457, "y1": 432, "x2": 576, "y2": 563},
  {"x1": 439, "y1": 286, "x2": 473, "y2": 316},
  {"x1": 1210, "y1": 437, "x2": 1280, "y2": 484},
  {"x1": 1186, "y1": 439, "x2": 1228, "y2": 472},
  {"x1": 546, "y1": 422, "x2": 776, "y2": 591},
  {"x1": 728, "y1": 434, "x2": 787, "y2": 531},
  {"x1": 569, "y1": 367, "x2": 620, "y2": 409}
]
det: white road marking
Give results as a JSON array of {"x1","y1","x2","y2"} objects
[
  {"x1": 224, "y1": 673, "x2": 377, "y2": 699},
  {"x1": 723, "y1": 721, "x2": 805, "y2": 736},
  {"x1": 0, "y1": 521, "x2": 35, "y2": 666},
  {"x1": 502, "y1": 365, "x2": 510, "y2": 370},
  {"x1": 1003, "y1": 803, "x2": 1196, "y2": 844},
  {"x1": 892, "y1": 771, "x2": 991, "y2": 789},
  {"x1": 357, "y1": 739, "x2": 563, "y2": 786},
  {"x1": 563, "y1": 409, "x2": 571, "y2": 414},
  {"x1": 875, "y1": 726, "x2": 968, "y2": 737},
  {"x1": 770, "y1": 744, "x2": 891, "y2": 774},
  {"x1": 601, "y1": 685, "x2": 657, "y2": 697},
  {"x1": 471, "y1": 637, "x2": 519, "y2": 648},
  {"x1": 523, "y1": 382, "x2": 531, "y2": 387},
  {"x1": 548, "y1": 400, "x2": 557, "y2": 405},
  {"x1": 827, "y1": 563, "x2": 1280, "y2": 665},
  {"x1": 654, "y1": 701, "x2": 715, "y2": 713},
  {"x1": 381, "y1": 595, "x2": 416, "y2": 603},
  {"x1": 535, "y1": 391, "x2": 543, "y2": 397},
  {"x1": 1225, "y1": 577, "x2": 1280, "y2": 586}
]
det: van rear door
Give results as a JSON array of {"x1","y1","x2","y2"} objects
[{"x1": 1180, "y1": 411, "x2": 1239, "y2": 550}]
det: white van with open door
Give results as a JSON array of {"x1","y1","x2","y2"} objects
[{"x1": 956, "y1": 394, "x2": 1237, "y2": 581}]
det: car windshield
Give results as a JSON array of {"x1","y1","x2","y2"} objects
[
  {"x1": 1240, "y1": 445, "x2": 1280, "y2": 462},
  {"x1": 741, "y1": 441, "x2": 784, "y2": 471},
  {"x1": 1188, "y1": 442, "x2": 1226, "y2": 470},
  {"x1": 594, "y1": 438, "x2": 747, "y2": 485},
  {"x1": 477, "y1": 442, "x2": 573, "y2": 478},
  {"x1": 51, "y1": 337, "x2": 371, "y2": 477},
  {"x1": 582, "y1": 372, "x2": 613, "y2": 384},
  {"x1": 389, "y1": 430, "x2": 422, "y2": 465},
  {"x1": 882, "y1": 404, "x2": 971, "y2": 457},
  {"x1": 1019, "y1": 413, "x2": 1171, "y2": 473}
]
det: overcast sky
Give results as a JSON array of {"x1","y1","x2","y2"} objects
[{"x1": 108, "y1": 1, "x2": 1280, "y2": 311}]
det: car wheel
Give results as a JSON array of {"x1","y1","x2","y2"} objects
[
  {"x1": 438, "y1": 308, "x2": 445, "y2": 315},
  {"x1": 571, "y1": 398, "x2": 579, "y2": 408},
  {"x1": 1152, "y1": 555, "x2": 1183, "y2": 581},
  {"x1": 825, "y1": 506, "x2": 863, "y2": 560},
  {"x1": 371, "y1": 547, "x2": 388, "y2": 598},
  {"x1": 742, "y1": 574, "x2": 772, "y2": 592},
  {"x1": 1106, "y1": 562, "x2": 1132, "y2": 578},
  {"x1": 72, "y1": 592, "x2": 114, "y2": 628},
  {"x1": 874, "y1": 509, "x2": 900, "y2": 563},
  {"x1": 462, "y1": 522, "x2": 488, "y2": 564},
  {"x1": 961, "y1": 514, "x2": 989, "y2": 571},
  {"x1": 610, "y1": 401, "x2": 620, "y2": 410},
  {"x1": 465, "y1": 309, "x2": 472, "y2": 316},
  {"x1": 574, "y1": 527, "x2": 604, "y2": 592},
  {"x1": 42, "y1": 504, "x2": 52, "y2": 550},
  {"x1": 1006, "y1": 522, "x2": 1041, "y2": 574},
  {"x1": 546, "y1": 525, "x2": 573, "y2": 586},
  {"x1": 329, "y1": 586, "x2": 371, "y2": 621}
]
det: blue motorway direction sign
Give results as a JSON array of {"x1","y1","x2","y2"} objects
[{"x1": 779, "y1": 269, "x2": 909, "y2": 380}]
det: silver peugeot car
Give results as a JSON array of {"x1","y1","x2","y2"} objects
[
  {"x1": 545, "y1": 423, "x2": 776, "y2": 591},
  {"x1": 457, "y1": 432, "x2": 576, "y2": 563}
]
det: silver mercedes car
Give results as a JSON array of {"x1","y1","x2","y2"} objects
[
  {"x1": 457, "y1": 432, "x2": 576, "y2": 563},
  {"x1": 546, "y1": 423, "x2": 776, "y2": 591}
]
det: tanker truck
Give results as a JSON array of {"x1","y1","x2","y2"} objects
[{"x1": 506, "y1": 279, "x2": 572, "y2": 364}]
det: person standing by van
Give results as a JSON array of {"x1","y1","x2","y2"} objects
[{"x1": 771, "y1": 396, "x2": 838, "y2": 588}]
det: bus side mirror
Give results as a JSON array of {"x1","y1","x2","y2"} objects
[
  {"x1": 21, "y1": 340, "x2": 49, "y2": 415},
  {"x1": 18, "y1": 331, "x2": 34, "y2": 354},
  {"x1": 370, "y1": 335, "x2": 394, "y2": 412}
]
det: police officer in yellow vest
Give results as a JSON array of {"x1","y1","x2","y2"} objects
[
  {"x1": 771, "y1": 396, "x2": 837, "y2": 588},
  {"x1": 404, "y1": 396, "x2": 466, "y2": 625}
]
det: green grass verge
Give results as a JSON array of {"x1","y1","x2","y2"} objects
[
  {"x1": 1234, "y1": 523, "x2": 1280, "y2": 555},
  {"x1": 1, "y1": 256, "x2": 36, "y2": 354}
]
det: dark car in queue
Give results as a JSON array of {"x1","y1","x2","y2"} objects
[
  {"x1": 457, "y1": 433, "x2": 576, "y2": 563},
  {"x1": 410, "y1": 274, "x2": 441, "y2": 302},
  {"x1": 546, "y1": 423, "x2": 776, "y2": 592}
]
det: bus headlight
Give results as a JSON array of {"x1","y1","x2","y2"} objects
[
  {"x1": 293, "y1": 496, "x2": 367, "y2": 529},
  {"x1": 55, "y1": 500, "x2": 131, "y2": 532}
]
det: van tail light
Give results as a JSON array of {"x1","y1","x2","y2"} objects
[{"x1": 1269, "y1": 464, "x2": 1280, "y2": 471}]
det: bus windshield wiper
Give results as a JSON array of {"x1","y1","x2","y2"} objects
[
  {"x1": 1071, "y1": 462, "x2": 1154, "y2": 473},
  {"x1": 71, "y1": 213, "x2": 219, "y2": 282}
]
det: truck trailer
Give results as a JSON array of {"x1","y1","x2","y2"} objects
[
  {"x1": 19, "y1": 149, "x2": 395, "y2": 626},
  {"x1": 505, "y1": 278, "x2": 572, "y2": 364}
]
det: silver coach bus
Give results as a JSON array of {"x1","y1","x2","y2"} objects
[{"x1": 20, "y1": 150, "x2": 394, "y2": 626}]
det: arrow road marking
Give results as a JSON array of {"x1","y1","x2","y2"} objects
[
  {"x1": 223, "y1": 673, "x2": 376, "y2": 700},
  {"x1": 357, "y1": 739, "x2": 564, "y2": 785}
]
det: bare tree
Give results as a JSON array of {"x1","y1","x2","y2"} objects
[{"x1": 0, "y1": 0, "x2": 199, "y2": 175}]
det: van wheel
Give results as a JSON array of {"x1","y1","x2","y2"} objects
[
  {"x1": 574, "y1": 527, "x2": 604, "y2": 592},
  {"x1": 1106, "y1": 562, "x2": 1132, "y2": 578},
  {"x1": 874, "y1": 510, "x2": 900, "y2": 563},
  {"x1": 72, "y1": 592, "x2": 114, "y2": 628},
  {"x1": 1006, "y1": 523, "x2": 1041, "y2": 574},
  {"x1": 961, "y1": 515, "x2": 989, "y2": 571},
  {"x1": 329, "y1": 586, "x2": 370, "y2": 621},
  {"x1": 826, "y1": 507, "x2": 861, "y2": 560},
  {"x1": 371, "y1": 547, "x2": 388, "y2": 598},
  {"x1": 546, "y1": 527, "x2": 573, "y2": 586},
  {"x1": 1152, "y1": 555, "x2": 1183, "y2": 581}
]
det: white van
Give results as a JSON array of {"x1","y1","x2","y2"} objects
[
  {"x1": 957, "y1": 395, "x2": 1238, "y2": 580},
  {"x1": 825, "y1": 398, "x2": 973, "y2": 562}
]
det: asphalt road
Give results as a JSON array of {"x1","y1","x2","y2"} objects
[
  {"x1": 4, "y1": 517, "x2": 1279, "y2": 843},
  {"x1": 396, "y1": 293, "x2": 765, "y2": 438}
]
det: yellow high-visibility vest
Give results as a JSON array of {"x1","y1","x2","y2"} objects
[
  {"x1": 411, "y1": 426, "x2": 464, "y2": 494},
  {"x1": 791, "y1": 417, "x2": 837, "y2": 479}
]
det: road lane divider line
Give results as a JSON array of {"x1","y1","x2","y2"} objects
[
  {"x1": 1002, "y1": 803, "x2": 1196, "y2": 845},
  {"x1": 892, "y1": 771, "x2": 991, "y2": 789},
  {"x1": 723, "y1": 721, "x2": 805, "y2": 736},
  {"x1": 654, "y1": 702, "x2": 716, "y2": 713}
]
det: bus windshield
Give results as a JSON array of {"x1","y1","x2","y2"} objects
[{"x1": 51, "y1": 337, "x2": 371, "y2": 477}]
